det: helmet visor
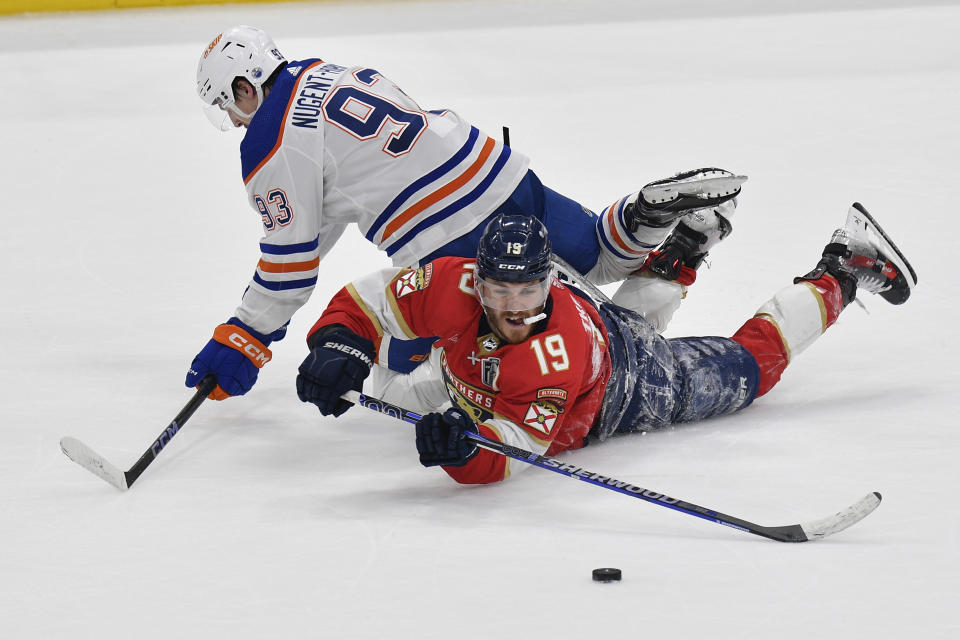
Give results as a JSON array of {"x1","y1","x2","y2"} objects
[
  {"x1": 203, "y1": 101, "x2": 235, "y2": 131},
  {"x1": 202, "y1": 96, "x2": 255, "y2": 132},
  {"x1": 475, "y1": 272, "x2": 552, "y2": 312}
]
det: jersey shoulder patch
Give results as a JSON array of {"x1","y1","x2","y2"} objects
[
  {"x1": 394, "y1": 263, "x2": 434, "y2": 298},
  {"x1": 522, "y1": 399, "x2": 562, "y2": 437}
]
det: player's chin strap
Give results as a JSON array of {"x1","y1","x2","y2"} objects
[
  {"x1": 342, "y1": 390, "x2": 882, "y2": 543},
  {"x1": 551, "y1": 255, "x2": 613, "y2": 305}
]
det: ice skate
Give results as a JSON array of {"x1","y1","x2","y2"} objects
[
  {"x1": 648, "y1": 199, "x2": 735, "y2": 280},
  {"x1": 797, "y1": 202, "x2": 917, "y2": 306},
  {"x1": 611, "y1": 194, "x2": 738, "y2": 333},
  {"x1": 626, "y1": 167, "x2": 746, "y2": 231}
]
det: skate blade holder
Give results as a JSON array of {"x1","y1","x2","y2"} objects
[{"x1": 643, "y1": 172, "x2": 748, "y2": 205}]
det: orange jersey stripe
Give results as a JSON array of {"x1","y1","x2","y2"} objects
[
  {"x1": 257, "y1": 257, "x2": 321, "y2": 274},
  {"x1": 243, "y1": 60, "x2": 327, "y2": 186},
  {"x1": 605, "y1": 201, "x2": 647, "y2": 255},
  {"x1": 381, "y1": 136, "x2": 497, "y2": 242}
]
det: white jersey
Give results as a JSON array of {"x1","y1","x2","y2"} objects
[{"x1": 234, "y1": 58, "x2": 529, "y2": 334}]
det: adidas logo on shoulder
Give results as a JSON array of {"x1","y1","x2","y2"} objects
[{"x1": 286, "y1": 65, "x2": 303, "y2": 76}]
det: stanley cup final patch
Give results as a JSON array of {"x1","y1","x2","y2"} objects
[
  {"x1": 522, "y1": 400, "x2": 560, "y2": 436},
  {"x1": 394, "y1": 264, "x2": 433, "y2": 298},
  {"x1": 481, "y1": 357, "x2": 501, "y2": 390}
]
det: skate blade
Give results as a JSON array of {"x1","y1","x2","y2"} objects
[
  {"x1": 846, "y1": 203, "x2": 918, "y2": 287},
  {"x1": 643, "y1": 174, "x2": 748, "y2": 204}
]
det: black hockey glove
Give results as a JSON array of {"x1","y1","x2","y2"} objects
[
  {"x1": 415, "y1": 408, "x2": 479, "y2": 468},
  {"x1": 296, "y1": 326, "x2": 375, "y2": 417}
]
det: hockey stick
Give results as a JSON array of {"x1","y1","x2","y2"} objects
[
  {"x1": 60, "y1": 375, "x2": 217, "y2": 491},
  {"x1": 343, "y1": 391, "x2": 881, "y2": 542},
  {"x1": 551, "y1": 254, "x2": 613, "y2": 304}
]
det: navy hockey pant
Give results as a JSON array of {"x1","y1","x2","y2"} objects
[
  {"x1": 592, "y1": 303, "x2": 761, "y2": 441},
  {"x1": 419, "y1": 169, "x2": 601, "y2": 274}
]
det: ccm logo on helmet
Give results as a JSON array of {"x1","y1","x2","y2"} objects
[
  {"x1": 229, "y1": 332, "x2": 270, "y2": 365},
  {"x1": 203, "y1": 34, "x2": 223, "y2": 59},
  {"x1": 497, "y1": 263, "x2": 526, "y2": 270}
]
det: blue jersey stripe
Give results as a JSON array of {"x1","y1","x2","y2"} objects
[
  {"x1": 596, "y1": 218, "x2": 638, "y2": 261},
  {"x1": 617, "y1": 200, "x2": 658, "y2": 249},
  {"x1": 386, "y1": 145, "x2": 511, "y2": 256},
  {"x1": 365, "y1": 126, "x2": 482, "y2": 243},
  {"x1": 260, "y1": 235, "x2": 320, "y2": 255},
  {"x1": 241, "y1": 59, "x2": 324, "y2": 183},
  {"x1": 253, "y1": 272, "x2": 318, "y2": 291},
  {"x1": 614, "y1": 199, "x2": 654, "y2": 248}
]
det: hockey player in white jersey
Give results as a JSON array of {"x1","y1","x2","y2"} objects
[{"x1": 187, "y1": 25, "x2": 742, "y2": 400}]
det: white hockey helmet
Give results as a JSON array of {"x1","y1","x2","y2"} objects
[{"x1": 196, "y1": 25, "x2": 287, "y2": 130}]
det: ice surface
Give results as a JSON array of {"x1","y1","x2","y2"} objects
[{"x1": 1, "y1": 1, "x2": 958, "y2": 638}]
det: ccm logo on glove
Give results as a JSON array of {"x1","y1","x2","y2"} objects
[
  {"x1": 322, "y1": 341, "x2": 373, "y2": 367},
  {"x1": 212, "y1": 325, "x2": 272, "y2": 367}
]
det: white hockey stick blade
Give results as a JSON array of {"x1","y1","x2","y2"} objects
[
  {"x1": 60, "y1": 437, "x2": 128, "y2": 491},
  {"x1": 799, "y1": 492, "x2": 881, "y2": 540},
  {"x1": 642, "y1": 174, "x2": 748, "y2": 204}
]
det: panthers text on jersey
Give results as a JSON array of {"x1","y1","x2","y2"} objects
[{"x1": 309, "y1": 256, "x2": 612, "y2": 484}]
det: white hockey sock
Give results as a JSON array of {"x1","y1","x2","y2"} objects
[{"x1": 591, "y1": 193, "x2": 673, "y2": 283}]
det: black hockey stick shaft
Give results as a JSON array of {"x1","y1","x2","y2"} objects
[
  {"x1": 344, "y1": 391, "x2": 880, "y2": 542},
  {"x1": 61, "y1": 375, "x2": 218, "y2": 490},
  {"x1": 123, "y1": 375, "x2": 217, "y2": 487}
]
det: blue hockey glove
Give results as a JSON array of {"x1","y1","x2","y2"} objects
[
  {"x1": 296, "y1": 327, "x2": 375, "y2": 417},
  {"x1": 186, "y1": 318, "x2": 285, "y2": 400},
  {"x1": 415, "y1": 408, "x2": 479, "y2": 467}
]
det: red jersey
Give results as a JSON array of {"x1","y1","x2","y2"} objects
[{"x1": 310, "y1": 256, "x2": 612, "y2": 484}]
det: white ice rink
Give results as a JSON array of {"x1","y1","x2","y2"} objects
[{"x1": 2, "y1": 0, "x2": 958, "y2": 637}]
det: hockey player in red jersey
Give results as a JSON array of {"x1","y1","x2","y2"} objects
[
  {"x1": 295, "y1": 206, "x2": 916, "y2": 484},
  {"x1": 185, "y1": 25, "x2": 742, "y2": 401}
]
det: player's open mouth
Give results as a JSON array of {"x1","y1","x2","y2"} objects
[{"x1": 505, "y1": 315, "x2": 526, "y2": 327}]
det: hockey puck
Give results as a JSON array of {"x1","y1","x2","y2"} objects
[{"x1": 592, "y1": 568, "x2": 622, "y2": 582}]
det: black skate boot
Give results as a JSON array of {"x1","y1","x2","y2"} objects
[
  {"x1": 625, "y1": 167, "x2": 746, "y2": 232},
  {"x1": 796, "y1": 202, "x2": 917, "y2": 307},
  {"x1": 648, "y1": 200, "x2": 735, "y2": 280}
]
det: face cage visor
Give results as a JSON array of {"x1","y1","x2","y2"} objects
[{"x1": 474, "y1": 270, "x2": 552, "y2": 312}]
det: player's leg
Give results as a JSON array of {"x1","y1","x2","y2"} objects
[
  {"x1": 731, "y1": 202, "x2": 916, "y2": 397},
  {"x1": 588, "y1": 168, "x2": 743, "y2": 284},
  {"x1": 610, "y1": 198, "x2": 737, "y2": 332},
  {"x1": 594, "y1": 202, "x2": 915, "y2": 439},
  {"x1": 510, "y1": 169, "x2": 743, "y2": 336},
  {"x1": 593, "y1": 303, "x2": 760, "y2": 441}
]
